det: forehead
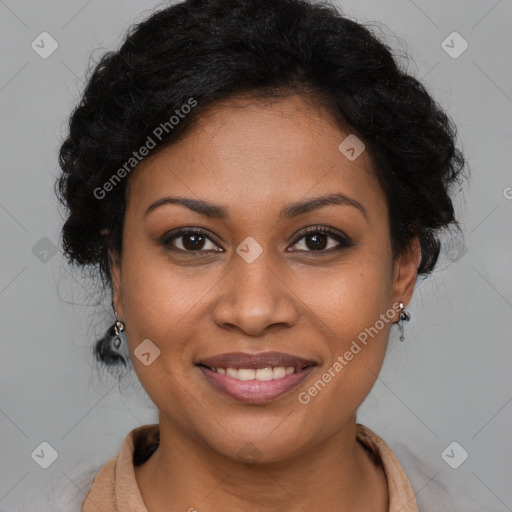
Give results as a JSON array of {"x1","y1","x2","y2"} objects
[{"x1": 126, "y1": 95, "x2": 385, "y2": 221}]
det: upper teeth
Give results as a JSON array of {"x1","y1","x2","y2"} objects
[{"x1": 215, "y1": 366, "x2": 295, "y2": 380}]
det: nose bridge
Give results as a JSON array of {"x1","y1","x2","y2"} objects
[
  {"x1": 234, "y1": 249, "x2": 278, "y2": 301},
  {"x1": 212, "y1": 246, "x2": 299, "y2": 336}
]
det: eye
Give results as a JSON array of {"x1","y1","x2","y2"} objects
[
  {"x1": 160, "y1": 228, "x2": 223, "y2": 252},
  {"x1": 288, "y1": 226, "x2": 352, "y2": 253},
  {"x1": 160, "y1": 226, "x2": 352, "y2": 254}
]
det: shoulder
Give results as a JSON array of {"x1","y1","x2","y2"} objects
[
  {"x1": 359, "y1": 425, "x2": 484, "y2": 512},
  {"x1": 17, "y1": 425, "x2": 158, "y2": 512},
  {"x1": 82, "y1": 423, "x2": 159, "y2": 511}
]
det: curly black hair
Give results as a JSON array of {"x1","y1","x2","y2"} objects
[{"x1": 56, "y1": 0, "x2": 466, "y2": 366}]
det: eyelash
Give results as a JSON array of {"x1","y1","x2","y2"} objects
[{"x1": 159, "y1": 225, "x2": 352, "y2": 255}]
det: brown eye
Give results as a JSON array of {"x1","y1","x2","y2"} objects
[
  {"x1": 161, "y1": 229, "x2": 223, "y2": 252},
  {"x1": 288, "y1": 226, "x2": 352, "y2": 253},
  {"x1": 178, "y1": 233, "x2": 208, "y2": 250}
]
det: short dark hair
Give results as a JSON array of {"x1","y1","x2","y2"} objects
[{"x1": 56, "y1": 0, "x2": 466, "y2": 323}]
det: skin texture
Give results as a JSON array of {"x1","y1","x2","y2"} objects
[{"x1": 111, "y1": 94, "x2": 421, "y2": 511}]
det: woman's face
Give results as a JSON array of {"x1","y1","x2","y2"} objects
[{"x1": 112, "y1": 94, "x2": 419, "y2": 463}]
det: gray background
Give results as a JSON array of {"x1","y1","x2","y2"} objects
[{"x1": 1, "y1": 0, "x2": 511, "y2": 510}]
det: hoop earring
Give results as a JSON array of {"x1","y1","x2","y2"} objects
[{"x1": 397, "y1": 302, "x2": 411, "y2": 342}]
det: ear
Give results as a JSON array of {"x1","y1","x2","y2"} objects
[{"x1": 391, "y1": 236, "x2": 421, "y2": 320}]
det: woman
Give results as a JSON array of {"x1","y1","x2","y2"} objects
[{"x1": 56, "y1": 0, "x2": 466, "y2": 510}]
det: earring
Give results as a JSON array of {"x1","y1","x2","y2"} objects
[
  {"x1": 94, "y1": 306, "x2": 131, "y2": 368},
  {"x1": 113, "y1": 318, "x2": 125, "y2": 349},
  {"x1": 105, "y1": 308, "x2": 131, "y2": 366},
  {"x1": 397, "y1": 302, "x2": 411, "y2": 342}
]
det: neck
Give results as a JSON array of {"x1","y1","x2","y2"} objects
[{"x1": 135, "y1": 415, "x2": 388, "y2": 512}]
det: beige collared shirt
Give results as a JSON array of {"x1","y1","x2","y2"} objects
[{"x1": 82, "y1": 423, "x2": 419, "y2": 512}]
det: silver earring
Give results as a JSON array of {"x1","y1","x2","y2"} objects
[
  {"x1": 110, "y1": 308, "x2": 130, "y2": 365},
  {"x1": 398, "y1": 302, "x2": 411, "y2": 342},
  {"x1": 94, "y1": 306, "x2": 131, "y2": 368},
  {"x1": 113, "y1": 317, "x2": 125, "y2": 349}
]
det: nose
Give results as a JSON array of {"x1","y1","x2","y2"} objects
[{"x1": 212, "y1": 252, "x2": 300, "y2": 337}]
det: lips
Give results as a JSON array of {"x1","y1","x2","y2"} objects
[
  {"x1": 195, "y1": 351, "x2": 318, "y2": 404},
  {"x1": 197, "y1": 351, "x2": 316, "y2": 371}
]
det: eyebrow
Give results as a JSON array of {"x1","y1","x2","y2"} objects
[{"x1": 144, "y1": 192, "x2": 368, "y2": 221}]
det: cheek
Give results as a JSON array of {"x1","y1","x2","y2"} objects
[
  {"x1": 295, "y1": 247, "x2": 393, "y2": 336},
  {"x1": 121, "y1": 261, "x2": 209, "y2": 367},
  {"x1": 118, "y1": 246, "x2": 203, "y2": 415},
  {"x1": 117, "y1": 230, "x2": 234, "y2": 410},
  {"x1": 293, "y1": 253, "x2": 393, "y2": 417},
  {"x1": 119, "y1": 222, "x2": 210, "y2": 337}
]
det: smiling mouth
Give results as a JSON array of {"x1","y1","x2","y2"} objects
[
  {"x1": 195, "y1": 351, "x2": 317, "y2": 403},
  {"x1": 197, "y1": 364, "x2": 307, "y2": 381}
]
